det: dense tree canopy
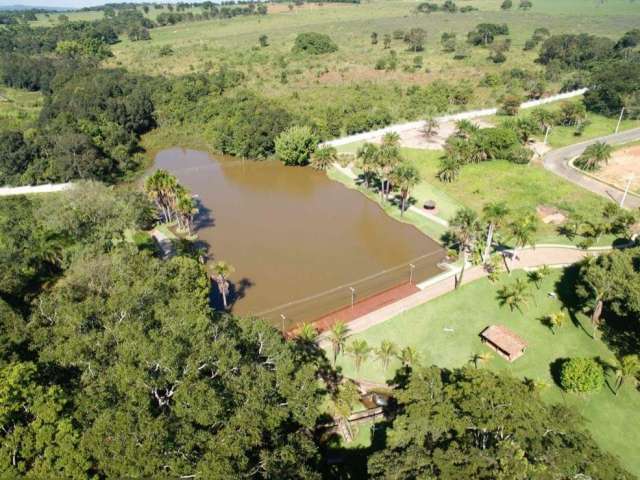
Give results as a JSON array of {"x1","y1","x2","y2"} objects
[{"x1": 368, "y1": 366, "x2": 632, "y2": 479}]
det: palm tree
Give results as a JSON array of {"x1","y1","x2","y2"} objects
[
  {"x1": 176, "y1": 191, "x2": 197, "y2": 236},
  {"x1": 575, "y1": 142, "x2": 613, "y2": 172},
  {"x1": 450, "y1": 207, "x2": 482, "y2": 289},
  {"x1": 398, "y1": 346, "x2": 421, "y2": 367},
  {"x1": 347, "y1": 339, "x2": 371, "y2": 373},
  {"x1": 470, "y1": 351, "x2": 493, "y2": 368},
  {"x1": 422, "y1": 115, "x2": 440, "y2": 138},
  {"x1": 389, "y1": 161, "x2": 421, "y2": 215},
  {"x1": 376, "y1": 340, "x2": 398, "y2": 370},
  {"x1": 144, "y1": 169, "x2": 177, "y2": 223},
  {"x1": 297, "y1": 322, "x2": 318, "y2": 344},
  {"x1": 530, "y1": 107, "x2": 555, "y2": 131},
  {"x1": 496, "y1": 278, "x2": 530, "y2": 313},
  {"x1": 329, "y1": 321, "x2": 350, "y2": 366},
  {"x1": 310, "y1": 146, "x2": 338, "y2": 171},
  {"x1": 527, "y1": 270, "x2": 544, "y2": 289},
  {"x1": 507, "y1": 213, "x2": 539, "y2": 273},
  {"x1": 542, "y1": 311, "x2": 567, "y2": 334},
  {"x1": 376, "y1": 135, "x2": 403, "y2": 202},
  {"x1": 437, "y1": 154, "x2": 462, "y2": 183},
  {"x1": 211, "y1": 261, "x2": 235, "y2": 309},
  {"x1": 454, "y1": 119, "x2": 479, "y2": 140},
  {"x1": 482, "y1": 201, "x2": 510, "y2": 264},
  {"x1": 356, "y1": 142, "x2": 379, "y2": 188},
  {"x1": 614, "y1": 355, "x2": 640, "y2": 395}
]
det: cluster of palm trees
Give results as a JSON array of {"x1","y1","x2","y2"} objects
[
  {"x1": 356, "y1": 133, "x2": 421, "y2": 215},
  {"x1": 144, "y1": 169, "x2": 198, "y2": 236},
  {"x1": 438, "y1": 119, "x2": 533, "y2": 182},
  {"x1": 496, "y1": 265, "x2": 551, "y2": 314},
  {"x1": 318, "y1": 321, "x2": 421, "y2": 373},
  {"x1": 448, "y1": 202, "x2": 539, "y2": 289}
]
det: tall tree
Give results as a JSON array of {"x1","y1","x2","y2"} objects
[
  {"x1": 211, "y1": 260, "x2": 235, "y2": 309},
  {"x1": 390, "y1": 161, "x2": 421, "y2": 216},
  {"x1": 347, "y1": 339, "x2": 371, "y2": 373},
  {"x1": 481, "y1": 201, "x2": 510, "y2": 263},
  {"x1": 450, "y1": 208, "x2": 482, "y2": 289},
  {"x1": 329, "y1": 321, "x2": 350, "y2": 366},
  {"x1": 507, "y1": 213, "x2": 538, "y2": 272},
  {"x1": 376, "y1": 340, "x2": 398, "y2": 370}
]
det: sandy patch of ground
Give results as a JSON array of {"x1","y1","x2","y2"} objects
[
  {"x1": 593, "y1": 144, "x2": 640, "y2": 194},
  {"x1": 368, "y1": 118, "x2": 493, "y2": 150}
]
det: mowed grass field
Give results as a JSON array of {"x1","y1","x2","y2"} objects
[
  {"x1": 331, "y1": 144, "x2": 613, "y2": 245},
  {"x1": 332, "y1": 269, "x2": 640, "y2": 475}
]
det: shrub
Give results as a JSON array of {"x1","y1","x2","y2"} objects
[
  {"x1": 560, "y1": 358, "x2": 604, "y2": 393},
  {"x1": 292, "y1": 32, "x2": 338, "y2": 55},
  {"x1": 275, "y1": 125, "x2": 318, "y2": 166},
  {"x1": 501, "y1": 94, "x2": 522, "y2": 116}
]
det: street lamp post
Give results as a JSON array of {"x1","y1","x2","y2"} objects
[
  {"x1": 620, "y1": 174, "x2": 635, "y2": 208},
  {"x1": 280, "y1": 314, "x2": 286, "y2": 333},
  {"x1": 409, "y1": 263, "x2": 415, "y2": 285},
  {"x1": 350, "y1": 287, "x2": 356, "y2": 309},
  {"x1": 615, "y1": 107, "x2": 625, "y2": 134},
  {"x1": 543, "y1": 125, "x2": 551, "y2": 145}
]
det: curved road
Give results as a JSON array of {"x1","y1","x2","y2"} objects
[{"x1": 543, "y1": 127, "x2": 640, "y2": 209}]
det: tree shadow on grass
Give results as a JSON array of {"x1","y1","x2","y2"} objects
[
  {"x1": 554, "y1": 264, "x2": 593, "y2": 338},
  {"x1": 319, "y1": 418, "x2": 389, "y2": 480},
  {"x1": 549, "y1": 357, "x2": 568, "y2": 388}
]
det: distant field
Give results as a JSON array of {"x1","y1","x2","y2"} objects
[{"x1": 27, "y1": 1, "x2": 640, "y2": 125}]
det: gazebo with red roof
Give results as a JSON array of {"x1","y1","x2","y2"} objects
[{"x1": 480, "y1": 325, "x2": 527, "y2": 362}]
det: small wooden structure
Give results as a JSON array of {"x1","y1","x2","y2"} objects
[{"x1": 480, "y1": 325, "x2": 527, "y2": 362}]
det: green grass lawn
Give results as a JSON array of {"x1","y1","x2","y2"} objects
[
  {"x1": 331, "y1": 268, "x2": 640, "y2": 475},
  {"x1": 330, "y1": 145, "x2": 614, "y2": 245},
  {"x1": 406, "y1": 148, "x2": 613, "y2": 244},
  {"x1": 0, "y1": 87, "x2": 42, "y2": 131}
]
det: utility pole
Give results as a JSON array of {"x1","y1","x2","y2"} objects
[
  {"x1": 620, "y1": 174, "x2": 635, "y2": 208},
  {"x1": 615, "y1": 107, "x2": 625, "y2": 134},
  {"x1": 543, "y1": 125, "x2": 551, "y2": 145}
]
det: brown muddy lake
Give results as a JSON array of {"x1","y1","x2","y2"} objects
[{"x1": 154, "y1": 148, "x2": 445, "y2": 328}]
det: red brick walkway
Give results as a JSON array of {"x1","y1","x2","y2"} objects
[{"x1": 307, "y1": 282, "x2": 419, "y2": 333}]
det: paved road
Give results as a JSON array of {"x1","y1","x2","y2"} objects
[
  {"x1": 0, "y1": 182, "x2": 73, "y2": 197},
  {"x1": 543, "y1": 128, "x2": 640, "y2": 209}
]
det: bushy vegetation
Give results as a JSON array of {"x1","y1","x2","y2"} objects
[
  {"x1": 560, "y1": 357, "x2": 605, "y2": 393},
  {"x1": 292, "y1": 32, "x2": 338, "y2": 55}
]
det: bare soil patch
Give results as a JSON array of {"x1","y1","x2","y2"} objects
[
  {"x1": 368, "y1": 118, "x2": 493, "y2": 150},
  {"x1": 593, "y1": 144, "x2": 640, "y2": 194}
]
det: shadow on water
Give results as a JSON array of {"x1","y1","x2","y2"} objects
[
  {"x1": 209, "y1": 277, "x2": 255, "y2": 312},
  {"x1": 193, "y1": 196, "x2": 215, "y2": 230}
]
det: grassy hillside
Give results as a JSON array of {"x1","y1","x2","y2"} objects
[{"x1": 30, "y1": 0, "x2": 637, "y2": 123}]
